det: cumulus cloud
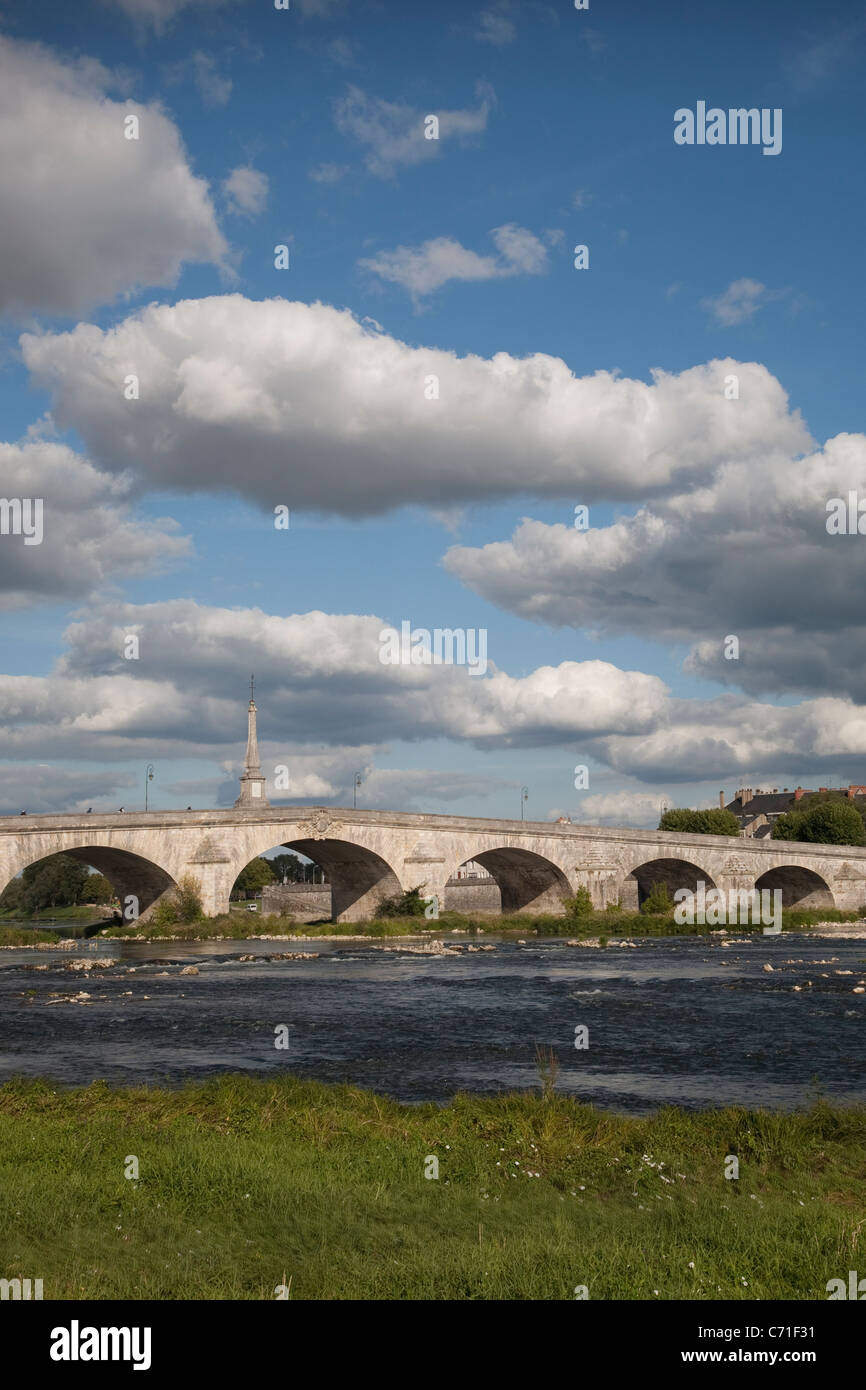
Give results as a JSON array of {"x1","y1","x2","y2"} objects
[
  {"x1": 20, "y1": 299, "x2": 810, "y2": 518},
  {"x1": 360, "y1": 224, "x2": 547, "y2": 300},
  {"x1": 0, "y1": 441, "x2": 191, "y2": 610},
  {"x1": 0, "y1": 598, "x2": 663, "y2": 771},
  {"x1": 50, "y1": 600, "x2": 667, "y2": 749},
  {"x1": 444, "y1": 431, "x2": 866, "y2": 701},
  {"x1": 222, "y1": 165, "x2": 269, "y2": 216},
  {"x1": 0, "y1": 765, "x2": 137, "y2": 817},
  {"x1": 334, "y1": 82, "x2": 492, "y2": 177},
  {"x1": 5, "y1": 599, "x2": 866, "y2": 796},
  {"x1": 0, "y1": 35, "x2": 227, "y2": 317},
  {"x1": 598, "y1": 692, "x2": 866, "y2": 786}
]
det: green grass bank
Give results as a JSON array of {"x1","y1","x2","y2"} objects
[
  {"x1": 0, "y1": 1075, "x2": 863, "y2": 1300},
  {"x1": 90, "y1": 904, "x2": 864, "y2": 942}
]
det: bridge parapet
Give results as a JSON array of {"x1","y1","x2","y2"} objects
[{"x1": 1, "y1": 808, "x2": 865, "y2": 920}]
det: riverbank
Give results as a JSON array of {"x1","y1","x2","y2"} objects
[
  {"x1": 0, "y1": 1074, "x2": 862, "y2": 1300},
  {"x1": 87, "y1": 904, "x2": 866, "y2": 943}
]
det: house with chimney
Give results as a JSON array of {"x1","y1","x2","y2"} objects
[{"x1": 721, "y1": 785, "x2": 866, "y2": 837}]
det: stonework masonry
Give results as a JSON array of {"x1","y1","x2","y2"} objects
[{"x1": 2, "y1": 806, "x2": 866, "y2": 922}]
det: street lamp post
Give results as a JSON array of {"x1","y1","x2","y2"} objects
[
  {"x1": 353, "y1": 772, "x2": 363, "y2": 809},
  {"x1": 521, "y1": 786, "x2": 529, "y2": 821},
  {"x1": 145, "y1": 763, "x2": 154, "y2": 811}
]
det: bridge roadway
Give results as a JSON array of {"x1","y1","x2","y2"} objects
[{"x1": 2, "y1": 805, "x2": 865, "y2": 921}]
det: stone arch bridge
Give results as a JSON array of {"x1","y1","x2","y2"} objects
[{"x1": 2, "y1": 806, "x2": 866, "y2": 922}]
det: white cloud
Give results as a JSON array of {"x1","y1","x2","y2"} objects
[
  {"x1": 190, "y1": 51, "x2": 232, "y2": 107},
  {"x1": 103, "y1": 0, "x2": 208, "y2": 30},
  {"x1": 333, "y1": 82, "x2": 492, "y2": 177},
  {"x1": 325, "y1": 37, "x2": 358, "y2": 67},
  {"x1": 309, "y1": 162, "x2": 349, "y2": 184},
  {"x1": 569, "y1": 791, "x2": 669, "y2": 828},
  {"x1": 0, "y1": 35, "x2": 227, "y2": 317},
  {"x1": 359, "y1": 224, "x2": 547, "y2": 300},
  {"x1": 701, "y1": 277, "x2": 782, "y2": 327},
  {"x1": 222, "y1": 165, "x2": 269, "y2": 217},
  {"x1": 6, "y1": 599, "x2": 866, "y2": 792},
  {"x1": 21, "y1": 300, "x2": 809, "y2": 518},
  {"x1": 0, "y1": 600, "x2": 663, "y2": 766},
  {"x1": 444, "y1": 430, "x2": 866, "y2": 701},
  {"x1": 475, "y1": 3, "x2": 516, "y2": 45},
  {"x1": 0, "y1": 765, "x2": 136, "y2": 817},
  {"x1": 103, "y1": 0, "x2": 339, "y2": 28},
  {"x1": 0, "y1": 440, "x2": 191, "y2": 610}
]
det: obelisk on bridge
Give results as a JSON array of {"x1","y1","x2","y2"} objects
[{"x1": 234, "y1": 675, "x2": 269, "y2": 808}]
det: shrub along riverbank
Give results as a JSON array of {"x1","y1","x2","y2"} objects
[
  {"x1": 1, "y1": 906, "x2": 862, "y2": 947},
  {"x1": 83, "y1": 904, "x2": 865, "y2": 942},
  {"x1": 0, "y1": 1074, "x2": 862, "y2": 1300}
]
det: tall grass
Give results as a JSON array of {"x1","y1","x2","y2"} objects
[{"x1": 0, "y1": 1074, "x2": 863, "y2": 1300}]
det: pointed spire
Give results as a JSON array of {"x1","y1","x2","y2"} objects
[{"x1": 235, "y1": 674, "x2": 269, "y2": 808}]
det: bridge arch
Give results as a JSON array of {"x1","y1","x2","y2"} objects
[
  {"x1": 621, "y1": 856, "x2": 717, "y2": 911},
  {"x1": 0, "y1": 845, "x2": 178, "y2": 919},
  {"x1": 754, "y1": 864, "x2": 835, "y2": 910},
  {"x1": 442, "y1": 846, "x2": 571, "y2": 915},
  {"x1": 230, "y1": 834, "x2": 404, "y2": 921}
]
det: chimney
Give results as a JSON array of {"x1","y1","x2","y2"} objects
[
  {"x1": 741, "y1": 788, "x2": 753, "y2": 806},
  {"x1": 794, "y1": 786, "x2": 804, "y2": 801},
  {"x1": 848, "y1": 785, "x2": 856, "y2": 799},
  {"x1": 719, "y1": 791, "x2": 725, "y2": 809}
]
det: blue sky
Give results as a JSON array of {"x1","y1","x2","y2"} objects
[{"x1": 1, "y1": 0, "x2": 865, "y2": 826}]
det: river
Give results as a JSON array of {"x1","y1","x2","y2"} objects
[{"x1": 1, "y1": 931, "x2": 864, "y2": 1112}]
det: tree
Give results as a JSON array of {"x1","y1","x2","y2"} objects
[
  {"x1": 773, "y1": 801, "x2": 865, "y2": 847},
  {"x1": 376, "y1": 886, "x2": 429, "y2": 918},
  {"x1": 659, "y1": 808, "x2": 741, "y2": 836},
  {"x1": 79, "y1": 873, "x2": 114, "y2": 904},
  {"x1": 564, "y1": 886, "x2": 594, "y2": 918},
  {"x1": 771, "y1": 811, "x2": 804, "y2": 841},
  {"x1": 231, "y1": 858, "x2": 276, "y2": 900},
  {"x1": 640, "y1": 882, "x2": 673, "y2": 915},
  {"x1": 0, "y1": 875, "x2": 24, "y2": 912},
  {"x1": 20, "y1": 854, "x2": 89, "y2": 911},
  {"x1": 269, "y1": 852, "x2": 305, "y2": 883}
]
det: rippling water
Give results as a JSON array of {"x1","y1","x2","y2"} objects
[{"x1": 1, "y1": 932, "x2": 864, "y2": 1112}]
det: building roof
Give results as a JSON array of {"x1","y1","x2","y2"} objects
[{"x1": 726, "y1": 792, "x2": 795, "y2": 817}]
